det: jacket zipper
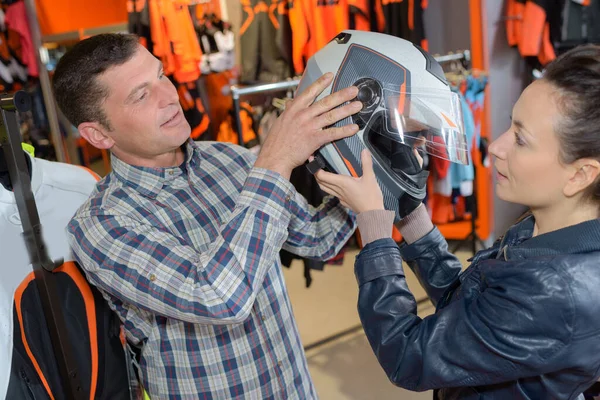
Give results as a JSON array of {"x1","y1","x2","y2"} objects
[{"x1": 20, "y1": 368, "x2": 38, "y2": 400}]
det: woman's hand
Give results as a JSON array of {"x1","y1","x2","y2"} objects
[{"x1": 315, "y1": 149, "x2": 384, "y2": 213}]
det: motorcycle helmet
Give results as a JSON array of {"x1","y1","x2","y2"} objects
[{"x1": 297, "y1": 30, "x2": 469, "y2": 222}]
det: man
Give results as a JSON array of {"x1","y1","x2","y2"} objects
[{"x1": 53, "y1": 33, "x2": 362, "y2": 398}]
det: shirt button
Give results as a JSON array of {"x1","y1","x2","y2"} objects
[
  {"x1": 169, "y1": 171, "x2": 174, "y2": 176},
  {"x1": 277, "y1": 361, "x2": 282, "y2": 367},
  {"x1": 285, "y1": 195, "x2": 291, "y2": 202},
  {"x1": 261, "y1": 314, "x2": 267, "y2": 322},
  {"x1": 149, "y1": 274, "x2": 157, "y2": 282}
]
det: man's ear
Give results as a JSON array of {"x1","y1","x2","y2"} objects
[
  {"x1": 564, "y1": 158, "x2": 600, "y2": 197},
  {"x1": 78, "y1": 122, "x2": 114, "y2": 150}
]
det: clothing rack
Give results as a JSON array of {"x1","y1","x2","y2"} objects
[
  {"x1": 433, "y1": 50, "x2": 471, "y2": 64},
  {"x1": 230, "y1": 79, "x2": 301, "y2": 145},
  {"x1": 229, "y1": 50, "x2": 489, "y2": 255},
  {"x1": 435, "y1": 50, "x2": 487, "y2": 254},
  {"x1": 228, "y1": 51, "x2": 472, "y2": 146}
]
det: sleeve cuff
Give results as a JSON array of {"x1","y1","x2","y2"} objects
[
  {"x1": 356, "y1": 210, "x2": 395, "y2": 245},
  {"x1": 396, "y1": 204, "x2": 434, "y2": 244},
  {"x1": 355, "y1": 238, "x2": 405, "y2": 285},
  {"x1": 236, "y1": 167, "x2": 296, "y2": 224}
]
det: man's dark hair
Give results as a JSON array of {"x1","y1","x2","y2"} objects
[{"x1": 53, "y1": 33, "x2": 140, "y2": 130}]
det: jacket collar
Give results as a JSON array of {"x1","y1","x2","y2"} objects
[
  {"x1": 111, "y1": 139, "x2": 198, "y2": 198},
  {"x1": 501, "y1": 215, "x2": 600, "y2": 260}
]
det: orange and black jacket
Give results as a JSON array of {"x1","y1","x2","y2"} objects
[
  {"x1": 6, "y1": 262, "x2": 131, "y2": 400},
  {"x1": 239, "y1": 0, "x2": 295, "y2": 83},
  {"x1": 149, "y1": 0, "x2": 203, "y2": 83},
  {"x1": 373, "y1": 0, "x2": 428, "y2": 50},
  {"x1": 506, "y1": 0, "x2": 600, "y2": 66},
  {"x1": 216, "y1": 102, "x2": 259, "y2": 147},
  {"x1": 2, "y1": 163, "x2": 131, "y2": 400},
  {"x1": 176, "y1": 80, "x2": 212, "y2": 140},
  {"x1": 289, "y1": 0, "x2": 370, "y2": 74}
]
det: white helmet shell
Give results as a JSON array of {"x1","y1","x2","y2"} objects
[{"x1": 297, "y1": 30, "x2": 469, "y2": 222}]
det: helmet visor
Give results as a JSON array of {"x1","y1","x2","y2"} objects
[{"x1": 356, "y1": 84, "x2": 469, "y2": 165}]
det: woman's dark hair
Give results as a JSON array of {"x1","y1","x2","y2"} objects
[
  {"x1": 53, "y1": 33, "x2": 140, "y2": 131},
  {"x1": 543, "y1": 44, "x2": 600, "y2": 203}
]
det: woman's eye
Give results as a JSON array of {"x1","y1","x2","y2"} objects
[{"x1": 514, "y1": 131, "x2": 525, "y2": 146}]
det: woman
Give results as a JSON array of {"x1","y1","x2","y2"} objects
[{"x1": 315, "y1": 45, "x2": 600, "y2": 399}]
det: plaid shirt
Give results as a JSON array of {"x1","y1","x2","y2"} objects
[{"x1": 68, "y1": 140, "x2": 355, "y2": 399}]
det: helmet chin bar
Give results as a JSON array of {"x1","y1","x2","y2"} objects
[{"x1": 363, "y1": 115, "x2": 429, "y2": 218}]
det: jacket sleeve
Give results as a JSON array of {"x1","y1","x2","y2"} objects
[
  {"x1": 68, "y1": 168, "x2": 295, "y2": 326},
  {"x1": 354, "y1": 238, "x2": 575, "y2": 391},
  {"x1": 398, "y1": 227, "x2": 463, "y2": 306},
  {"x1": 288, "y1": 0, "x2": 310, "y2": 74}
]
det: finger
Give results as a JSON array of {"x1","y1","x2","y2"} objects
[
  {"x1": 314, "y1": 169, "x2": 341, "y2": 185},
  {"x1": 315, "y1": 168, "x2": 356, "y2": 188},
  {"x1": 360, "y1": 149, "x2": 375, "y2": 178},
  {"x1": 292, "y1": 73, "x2": 334, "y2": 109},
  {"x1": 413, "y1": 147, "x2": 424, "y2": 168},
  {"x1": 309, "y1": 86, "x2": 360, "y2": 119},
  {"x1": 316, "y1": 180, "x2": 340, "y2": 198},
  {"x1": 317, "y1": 124, "x2": 359, "y2": 147},
  {"x1": 313, "y1": 100, "x2": 363, "y2": 129}
]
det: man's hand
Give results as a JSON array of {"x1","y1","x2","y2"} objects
[{"x1": 254, "y1": 73, "x2": 362, "y2": 179}]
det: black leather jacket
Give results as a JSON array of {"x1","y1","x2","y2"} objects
[{"x1": 355, "y1": 216, "x2": 600, "y2": 399}]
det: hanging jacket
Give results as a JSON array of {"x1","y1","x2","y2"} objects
[
  {"x1": 559, "y1": 0, "x2": 600, "y2": 51},
  {"x1": 505, "y1": 0, "x2": 600, "y2": 66},
  {"x1": 239, "y1": 0, "x2": 295, "y2": 82},
  {"x1": 287, "y1": 0, "x2": 371, "y2": 74},
  {"x1": 4, "y1": 1, "x2": 37, "y2": 77},
  {"x1": 149, "y1": 0, "x2": 202, "y2": 83},
  {"x1": 127, "y1": 0, "x2": 153, "y2": 52},
  {"x1": 176, "y1": 80, "x2": 211, "y2": 140},
  {"x1": 373, "y1": 0, "x2": 427, "y2": 49},
  {"x1": 355, "y1": 214, "x2": 600, "y2": 399},
  {"x1": 288, "y1": 0, "x2": 350, "y2": 74},
  {"x1": 216, "y1": 102, "x2": 260, "y2": 148},
  {"x1": 1, "y1": 155, "x2": 131, "y2": 400},
  {"x1": 348, "y1": 0, "x2": 376, "y2": 31}
]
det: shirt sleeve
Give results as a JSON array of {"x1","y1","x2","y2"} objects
[
  {"x1": 282, "y1": 191, "x2": 356, "y2": 261},
  {"x1": 68, "y1": 168, "x2": 296, "y2": 325}
]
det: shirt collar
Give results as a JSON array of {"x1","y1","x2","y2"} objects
[{"x1": 111, "y1": 139, "x2": 199, "y2": 198}]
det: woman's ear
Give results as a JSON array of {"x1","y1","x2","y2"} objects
[{"x1": 564, "y1": 158, "x2": 600, "y2": 197}]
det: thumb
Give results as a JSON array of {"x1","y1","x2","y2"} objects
[{"x1": 361, "y1": 149, "x2": 375, "y2": 178}]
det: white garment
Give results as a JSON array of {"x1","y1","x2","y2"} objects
[
  {"x1": 460, "y1": 180, "x2": 473, "y2": 197},
  {"x1": 8, "y1": 58, "x2": 27, "y2": 82},
  {"x1": 0, "y1": 155, "x2": 97, "y2": 399},
  {"x1": 0, "y1": 60, "x2": 13, "y2": 84},
  {"x1": 214, "y1": 30, "x2": 235, "y2": 52},
  {"x1": 433, "y1": 173, "x2": 453, "y2": 197}
]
